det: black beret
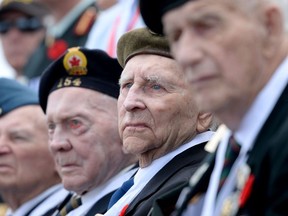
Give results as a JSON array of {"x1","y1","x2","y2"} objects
[
  {"x1": 139, "y1": 0, "x2": 189, "y2": 34},
  {"x1": 0, "y1": 78, "x2": 38, "y2": 117},
  {"x1": 39, "y1": 47, "x2": 122, "y2": 113},
  {"x1": 117, "y1": 27, "x2": 172, "y2": 68},
  {"x1": 0, "y1": 0, "x2": 49, "y2": 18}
]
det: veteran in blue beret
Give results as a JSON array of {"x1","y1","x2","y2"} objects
[
  {"x1": 38, "y1": 47, "x2": 137, "y2": 215},
  {"x1": 0, "y1": 78, "x2": 38, "y2": 117},
  {"x1": 0, "y1": 78, "x2": 68, "y2": 216}
]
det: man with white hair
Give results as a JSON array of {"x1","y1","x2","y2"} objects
[{"x1": 139, "y1": 0, "x2": 288, "y2": 215}]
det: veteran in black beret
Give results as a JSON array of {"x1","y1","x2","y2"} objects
[
  {"x1": 102, "y1": 27, "x2": 215, "y2": 216},
  {"x1": 0, "y1": 78, "x2": 67, "y2": 216},
  {"x1": 39, "y1": 47, "x2": 122, "y2": 113},
  {"x1": 38, "y1": 47, "x2": 138, "y2": 215},
  {"x1": 142, "y1": 1, "x2": 288, "y2": 216}
]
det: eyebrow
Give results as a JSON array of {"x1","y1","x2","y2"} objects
[
  {"x1": 188, "y1": 6, "x2": 224, "y2": 23},
  {"x1": 145, "y1": 75, "x2": 160, "y2": 83},
  {"x1": 118, "y1": 75, "x2": 130, "y2": 86}
]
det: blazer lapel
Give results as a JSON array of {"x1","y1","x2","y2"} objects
[
  {"x1": 84, "y1": 191, "x2": 115, "y2": 215},
  {"x1": 126, "y1": 142, "x2": 207, "y2": 214},
  {"x1": 172, "y1": 152, "x2": 216, "y2": 216}
]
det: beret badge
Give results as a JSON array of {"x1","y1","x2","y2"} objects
[{"x1": 63, "y1": 47, "x2": 88, "y2": 76}]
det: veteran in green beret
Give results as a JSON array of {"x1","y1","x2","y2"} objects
[
  {"x1": 102, "y1": 27, "x2": 216, "y2": 216},
  {"x1": 38, "y1": 47, "x2": 138, "y2": 215},
  {"x1": 0, "y1": 78, "x2": 68, "y2": 216}
]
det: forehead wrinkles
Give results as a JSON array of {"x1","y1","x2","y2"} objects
[
  {"x1": 120, "y1": 61, "x2": 161, "y2": 83},
  {"x1": 183, "y1": 0, "x2": 260, "y2": 17}
]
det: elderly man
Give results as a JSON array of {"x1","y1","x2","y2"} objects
[
  {"x1": 38, "y1": 47, "x2": 137, "y2": 215},
  {"x1": 0, "y1": 78, "x2": 68, "y2": 216},
  {"x1": 101, "y1": 27, "x2": 215, "y2": 216},
  {"x1": 139, "y1": 0, "x2": 288, "y2": 215},
  {"x1": 0, "y1": 0, "x2": 49, "y2": 85}
]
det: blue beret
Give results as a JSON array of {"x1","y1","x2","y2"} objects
[
  {"x1": 0, "y1": 78, "x2": 38, "y2": 117},
  {"x1": 139, "y1": 0, "x2": 189, "y2": 34},
  {"x1": 39, "y1": 47, "x2": 122, "y2": 113}
]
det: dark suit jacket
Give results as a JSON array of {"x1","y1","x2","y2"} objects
[
  {"x1": 152, "y1": 83, "x2": 288, "y2": 216},
  {"x1": 122, "y1": 142, "x2": 208, "y2": 216},
  {"x1": 84, "y1": 191, "x2": 114, "y2": 215},
  {"x1": 51, "y1": 191, "x2": 114, "y2": 216}
]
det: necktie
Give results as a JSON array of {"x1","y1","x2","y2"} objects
[
  {"x1": 218, "y1": 135, "x2": 241, "y2": 193},
  {"x1": 107, "y1": 177, "x2": 134, "y2": 209},
  {"x1": 58, "y1": 195, "x2": 82, "y2": 216}
]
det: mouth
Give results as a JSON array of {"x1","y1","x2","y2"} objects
[
  {"x1": 59, "y1": 164, "x2": 79, "y2": 173},
  {"x1": 0, "y1": 164, "x2": 13, "y2": 172},
  {"x1": 124, "y1": 123, "x2": 148, "y2": 130}
]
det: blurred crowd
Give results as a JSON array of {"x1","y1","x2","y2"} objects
[
  {"x1": 1, "y1": 0, "x2": 288, "y2": 216},
  {"x1": 0, "y1": 0, "x2": 145, "y2": 90}
]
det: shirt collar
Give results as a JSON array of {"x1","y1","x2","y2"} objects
[{"x1": 235, "y1": 56, "x2": 288, "y2": 153}]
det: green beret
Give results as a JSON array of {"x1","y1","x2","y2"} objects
[
  {"x1": 0, "y1": 78, "x2": 38, "y2": 117},
  {"x1": 139, "y1": 0, "x2": 189, "y2": 34},
  {"x1": 39, "y1": 47, "x2": 122, "y2": 113},
  {"x1": 117, "y1": 27, "x2": 172, "y2": 68}
]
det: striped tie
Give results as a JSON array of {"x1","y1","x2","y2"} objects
[
  {"x1": 218, "y1": 135, "x2": 241, "y2": 193},
  {"x1": 59, "y1": 195, "x2": 82, "y2": 216}
]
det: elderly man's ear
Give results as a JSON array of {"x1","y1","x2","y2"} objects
[{"x1": 196, "y1": 112, "x2": 216, "y2": 133}]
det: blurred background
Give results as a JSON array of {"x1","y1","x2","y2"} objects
[{"x1": 0, "y1": 0, "x2": 15, "y2": 78}]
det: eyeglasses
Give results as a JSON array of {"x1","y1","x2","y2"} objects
[{"x1": 0, "y1": 17, "x2": 44, "y2": 34}]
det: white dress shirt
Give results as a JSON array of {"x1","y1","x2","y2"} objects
[
  {"x1": 184, "y1": 56, "x2": 288, "y2": 216},
  {"x1": 5, "y1": 184, "x2": 69, "y2": 216},
  {"x1": 104, "y1": 131, "x2": 214, "y2": 216},
  {"x1": 66, "y1": 165, "x2": 138, "y2": 216}
]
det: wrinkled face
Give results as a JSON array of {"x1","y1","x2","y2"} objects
[
  {"x1": 0, "y1": 11, "x2": 45, "y2": 75},
  {"x1": 118, "y1": 55, "x2": 200, "y2": 166},
  {"x1": 0, "y1": 106, "x2": 56, "y2": 194},
  {"x1": 46, "y1": 87, "x2": 121, "y2": 194},
  {"x1": 163, "y1": 0, "x2": 270, "y2": 120}
]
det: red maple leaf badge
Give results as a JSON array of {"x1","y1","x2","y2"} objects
[{"x1": 69, "y1": 56, "x2": 81, "y2": 66}]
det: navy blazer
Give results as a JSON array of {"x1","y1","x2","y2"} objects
[{"x1": 124, "y1": 142, "x2": 208, "y2": 216}]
